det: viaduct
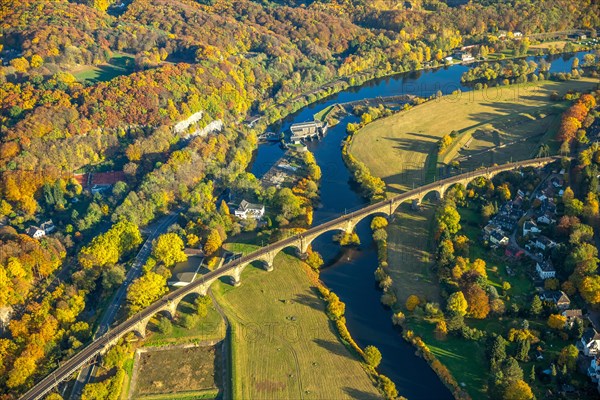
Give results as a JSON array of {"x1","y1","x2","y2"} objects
[{"x1": 20, "y1": 156, "x2": 559, "y2": 400}]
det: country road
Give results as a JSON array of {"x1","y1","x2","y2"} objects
[{"x1": 69, "y1": 212, "x2": 179, "y2": 399}]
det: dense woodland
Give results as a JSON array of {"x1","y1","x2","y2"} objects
[{"x1": 0, "y1": 0, "x2": 599, "y2": 397}]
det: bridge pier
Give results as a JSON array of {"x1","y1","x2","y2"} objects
[{"x1": 230, "y1": 266, "x2": 243, "y2": 286}]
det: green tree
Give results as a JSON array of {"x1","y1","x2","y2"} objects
[
  {"x1": 529, "y1": 295, "x2": 542, "y2": 316},
  {"x1": 152, "y1": 233, "x2": 187, "y2": 267},
  {"x1": 557, "y1": 344, "x2": 579, "y2": 371},
  {"x1": 363, "y1": 345, "x2": 382, "y2": 368}
]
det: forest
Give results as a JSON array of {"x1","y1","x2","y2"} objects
[{"x1": 0, "y1": 0, "x2": 599, "y2": 397}]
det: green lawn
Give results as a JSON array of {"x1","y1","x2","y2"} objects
[
  {"x1": 349, "y1": 78, "x2": 598, "y2": 193},
  {"x1": 211, "y1": 246, "x2": 380, "y2": 400},
  {"x1": 408, "y1": 318, "x2": 489, "y2": 400},
  {"x1": 73, "y1": 53, "x2": 135, "y2": 83}
]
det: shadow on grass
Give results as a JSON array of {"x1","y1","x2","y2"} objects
[
  {"x1": 313, "y1": 338, "x2": 355, "y2": 360},
  {"x1": 343, "y1": 387, "x2": 382, "y2": 400},
  {"x1": 292, "y1": 291, "x2": 324, "y2": 312}
]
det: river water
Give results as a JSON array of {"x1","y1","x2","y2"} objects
[{"x1": 250, "y1": 52, "x2": 590, "y2": 399}]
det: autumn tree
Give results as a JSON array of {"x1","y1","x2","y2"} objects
[
  {"x1": 406, "y1": 295, "x2": 420, "y2": 311},
  {"x1": 503, "y1": 379, "x2": 534, "y2": 400},
  {"x1": 152, "y1": 233, "x2": 187, "y2": 267},
  {"x1": 547, "y1": 314, "x2": 567, "y2": 330},
  {"x1": 126, "y1": 272, "x2": 167, "y2": 314},
  {"x1": 446, "y1": 291, "x2": 468, "y2": 316},
  {"x1": 465, "y1": 285, "x2": 490, "y2": 319},
  {"x1": 363, "y1": 345, "x2": 382, "y2": 368},
  {"x1": 203, "y1": 229, "x2": 223, "y2": 255}
]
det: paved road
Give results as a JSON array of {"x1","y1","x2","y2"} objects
[
  {"x1": 20, "y1": 157, "x2": 558, "y2": 400},
  {"x1": 69, "y1": 212, "x2": 179, "y2": 400}
]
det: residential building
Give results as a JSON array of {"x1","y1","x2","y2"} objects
[
  {"x1": 582, "y1": 328, "x2": 600, "y2": 356},
  {"x1": 534, "y1": 235, "x2": 556, "y2": 251},
  {"x1": 536, "y1": 259, "x2": 556, "y2": 280},
  {"x1": 537, "y1": 213, "x2": 555, "y2": 225},
  {"x1": 26, "y1": 226, "x2": 46, "y2": 239},
  {"x1": 235, "y1": 200, "x2": 265, "y2": 220},
  {"x1": 490, "y1": 230, "x2": 509, "y2": 246},
  {"x1": 26, "y1": 219, "x2": 55, "y2": 239},
  {"x1": 562, "y1": 309, "x2": 583, "y2": 327},
  {"x1": 540, "y1": 290, "x2": 571, "y2": 310},
  {"x1": 523, "y1": 220, "x2": 541, "y2": 236}
]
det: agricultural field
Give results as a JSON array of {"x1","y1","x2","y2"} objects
[
  {"x1": 349, "y1": 78, "x2": 598, "y2": 193},
  {"x1": 131, "y1": 345, "x2": 221, "y2": 399},
  {"x1": 72, "y1": 53, "x2": 135, "y2": 83},
  {"x1": 211, "y1": 244, "x2": 380, "y2": 400}
]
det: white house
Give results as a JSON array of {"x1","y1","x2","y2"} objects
[
  {"x1": 523, "y1": 220, "x2": 541, "y2": 236},
  {"x1": 536, "y1": 260, "x2": 556, "y2": 280},
  {"x1": 235, "y1": 200, "x2": 265, "y2": 220},
  {"x1": 26, "y1": 220, "x2": 55, "y2": 239},
  {"x1": 582, "y1": 328, "x2": 600, "y2": 357},
  {"x1": 26, "y1": 226, "x2": 45, "y2": 239}
]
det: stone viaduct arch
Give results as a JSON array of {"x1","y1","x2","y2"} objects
[{"x1": 20, "y1": 157, "x2": 559, "y2": 400}]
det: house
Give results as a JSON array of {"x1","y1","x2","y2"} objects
[
  {"x1": 461, "y1": 53, "x2": 475, "y2": 62},
  {"x1": 91, "y1": 184, "x2": 111, "y2": 195},
  {"x1": 562, "y1": 309, "x2": 583, "y2": 327},
  {"x1": 483, "y1": 223, "x2": 499, "y2": 239},
  {"x1": 582, "y1": 328, "x2": 600, "y2": 356},
  {"x1": 234, "y1": 200, "x2": 265, "y2": 220},
  {"x1": 40, "y1": 220, "x2": 55, "y2": 233},
  {"x1": 444, "y1": 56, "x2": 453, "y2": 63},
  {"x1": 490, "y1": 230, "x2": 509, "y2": 246},
  {"x1": 550, "y1": 177, "x2": 564, "y2": 188},
  {"x1": 26, "y1": 226, "x2": 46, "y2": 239},
  {"x1": 536, "y1": 259, "x2": 556, "y2": 280},
  {"x1": 513, "y1": 31, "x2": 523, "y2": 38},
  {"x1": 534, "y1": 236, "x2": 556, "y2": 251},
  {"x1": 26, "y1": 219, "x2": 55, "y2": 239},
  {"x1": 537, "y1": 213, "x2": 555, "y2": 225},
  {"x1": 540, "y1": 290, "x2": 571, "y2": 310},
  {"x1": 523, "y1": 220, "x2": 541, "y2": 236}
]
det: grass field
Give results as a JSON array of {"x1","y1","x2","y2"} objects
[
  {"x1": 387, "y1": 203, "x2": 440, "y2": 304},
  {"x1": 349, "y1": 78, "x2": 598, "y2": 193},
  {"x1": 132, "y1": 345, "x2": 221, "y2": 398},
  {"x1": 73, "y1": 53, "x2": 135, "y2": 83},
  {"x1": 408, "y1": 318, "x2": 489, "y2": 399},
  {"x1": 211, "y1": 245, "x2": 380, "y2": 400}
]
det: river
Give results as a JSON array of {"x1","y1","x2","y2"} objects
[{"x1": 250, "y1": 51, "x2": 590, "y2": 399}]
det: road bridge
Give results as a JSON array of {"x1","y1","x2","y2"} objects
[{"x1": 20, "y1": 156, "x2": 559, "y2": 400}]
